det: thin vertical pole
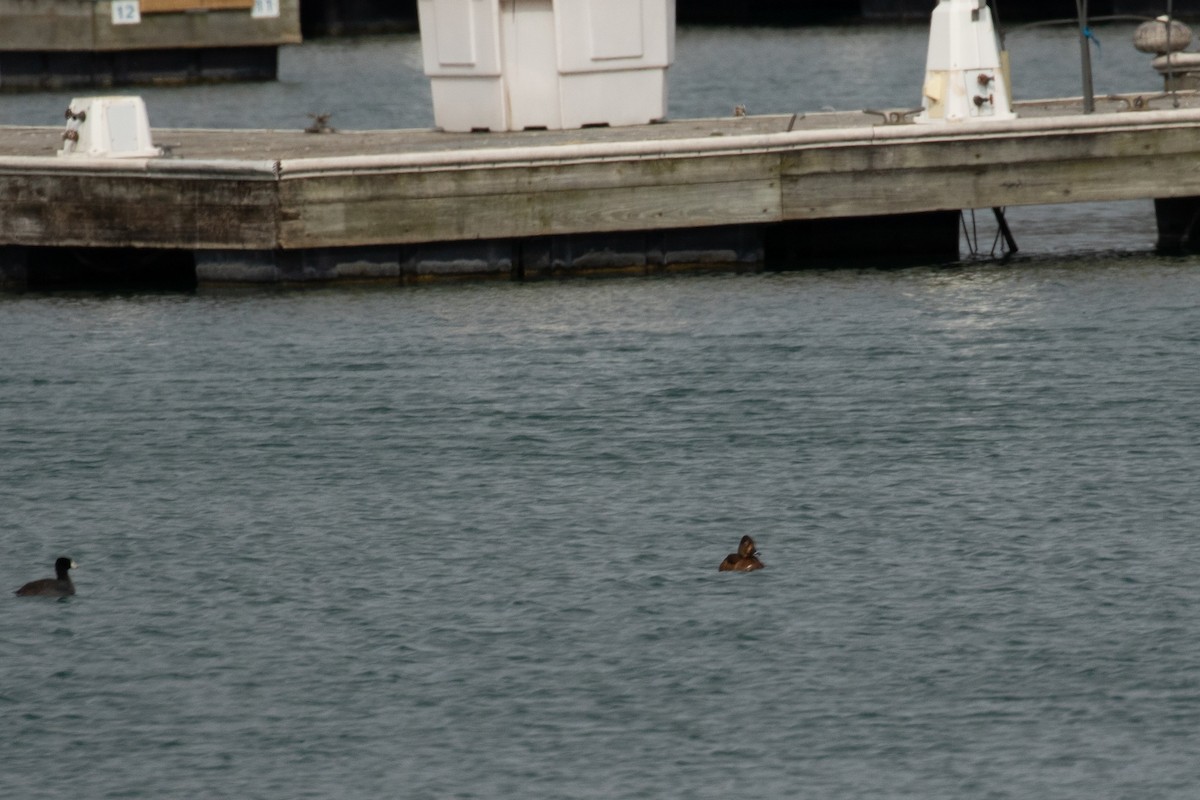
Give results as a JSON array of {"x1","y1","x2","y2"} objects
[
  {"x1": 992, "y1": 207, "x2": 1019, "y2": 254},
  {"x1": 1077, "y1": 0, "x2": 1095, "y2": 113},
  {"x1": 1167, "y1": 0, "x2": 1180, "y2": 105}
]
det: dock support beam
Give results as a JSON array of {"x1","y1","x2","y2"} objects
[
  {"x1": 195, "y1": 248, "x2": 404, "y2": 285},
  {"x1": 0, "y1": 47, "x2": 280, "y2": 92},
  {"x1": 193, "y1": 228, "x2": 764, "y2": 286},
  {"x1": 2, "y1": 216, "x2": 974, "y2": 292},
  {"x1": 1154, "y1": 196, "x2": 1200, "y2": 252},
  {"x1": 2, "y1": 247, "x2": 196, "y2": 291},
  {"x1": 764, "y1": 211, "x2": 962, "y2": 268},
  {"x1": 0, "y1": 246, "x2": 29, "y2": 290}
]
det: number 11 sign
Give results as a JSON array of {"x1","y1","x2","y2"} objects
[{"x1": 252, "y1": 0, "x2": 280, "y2": 18}]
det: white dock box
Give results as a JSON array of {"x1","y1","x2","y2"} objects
[
  {"x1": 916, "y1": 0, "x2": 1015, "y2": 124},
  {"x1": 417, "y1": 0, "x2": 675, "y2": 132}
]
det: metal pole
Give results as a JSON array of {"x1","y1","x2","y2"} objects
[
  {"x1": 1167, "y1": 0, "x2": 1180, "y2": 105},
  {"x1": 1077, "y1": 0, "x2": 1095, "y2": 113},
  {"x1": 992, "y1": 207, "x2": 1019, "y2": 255}
]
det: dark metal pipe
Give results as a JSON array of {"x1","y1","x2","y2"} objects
[
  {"x1": 1077, "y1": 0, "x2": 1096, "y2": 113},
  {"x1": 992, "y1": 207, "x2": 1019, "y2": 254}
]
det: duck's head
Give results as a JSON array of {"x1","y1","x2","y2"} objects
[{"x1": 737, "y1": 536, "x2": 759, "y2": 559}]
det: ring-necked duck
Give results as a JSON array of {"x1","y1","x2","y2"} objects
[
  {"x1": 15, "y1": 557, "x2": 76, "y2": 597},
  {"x1": 719, "y1": 536, "x2": 764, "y2": 572}
]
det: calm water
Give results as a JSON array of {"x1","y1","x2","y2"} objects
[
  {"x1": 4, "y1": 24, "x2": 1200, "y2": 800},
  {"x1": 5, "y1": 265, "x2": 1200, "y2": 798}
]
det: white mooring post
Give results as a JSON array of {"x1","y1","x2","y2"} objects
[
  {"x1": 58, "y1": 96, "x2": 161, "y2": 158},
  {"x1": 916, "y1": 0, "x2": 1015, "y2": 124}
]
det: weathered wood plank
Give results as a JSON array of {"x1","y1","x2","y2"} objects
[
  {"x1": 0, "y1": 0, "x2": 94, "y2": 51},
  {"x1": 784, "y1": 157, "x2": 1200, "y2": 220},
  {"x1": 783, "y1": 126, "x2": 1200, "y2": 177},
  {"x1": 285, "y1": 153, "x2": 781, "y2": 201},
  {"x1": 0, "y1": 173, "x2": 278, "y2": 249},
  {"x1": 142, "y1": 0, "x2": 254, "y2": 13},
  {"x1": 781, "y1": 126, "x2": 1200, "y2": 219},
  {"x1": 278, "y1": 154, "x2": 782, "y2": 248}
]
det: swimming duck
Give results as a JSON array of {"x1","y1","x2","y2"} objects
[
  {"x1": 14, "y1": 557, "x2": 76, "y2": 597},
  {"x1": 718, "y1": 536, "x2": 764, "y2": 572}
]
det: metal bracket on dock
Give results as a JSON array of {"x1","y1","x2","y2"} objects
[
  {"x1": 305, "y1": 113, "x2": 337, "y2": 134},
  {"x1": 962, "y1": 207, "x2": 1019, "y2": 259},
  {"x1": 863, "y1": 107, "x2": 923, "y2": 125},
  {"x1": 1105, "y1": 93, "x2": 1168, "y2": 112},
  {"x1": 61, "y1": 108, "x2": 86, "y2": 145}
]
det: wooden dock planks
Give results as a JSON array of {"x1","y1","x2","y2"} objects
[
  {"x1": 780, "y1": 117, "x2": 1200, "y2": 220},
  {"x1": 277, "y1": 154, "x2": 783, "y2": 249},
  {"x1": 5, "y1": 96, "x2": 1200, "y2": 257}
]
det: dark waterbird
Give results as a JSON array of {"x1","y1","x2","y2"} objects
[
  {"x1": 14, "y1": 557, "x2": 77, "y2": 597},
  {"x1": 718, "y1": 536, "x2": 764, "y2": 572}
]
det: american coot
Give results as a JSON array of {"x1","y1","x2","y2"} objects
[
  {"x1": 718, "y1": 536, "x2": 764, "y2": 572},
  {"x1": 15, "y1": 557, "x2": 76, "y2": 597}
]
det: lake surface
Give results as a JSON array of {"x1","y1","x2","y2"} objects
[{"x1": 4, "y1": 23, "x2": 1200, "y2": 800}]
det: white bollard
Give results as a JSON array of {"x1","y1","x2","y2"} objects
[
  {"x1": 58, "y1": 96, "x2": 161, "y2": 158},
  {"x1": 916, "y1": 0, "x2": 1015, "y2": 124}
]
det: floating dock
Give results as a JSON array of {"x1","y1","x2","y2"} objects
[
  {"x1": 0, "y1": 0, "x2": 301, "y2": 91},
  {"x1": 5, "y1": 93, "x2": 1200, "y2": 289}
]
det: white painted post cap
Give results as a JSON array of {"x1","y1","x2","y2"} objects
[{"x1": 58, "y1": 96, "x2": 162, "y2": 159}]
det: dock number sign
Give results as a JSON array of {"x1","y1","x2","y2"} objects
[
  {"x1": 112, "y1": 1, "x2": 142, "y2": 24},
  {"x1": 111, "y1": 1, "x2": 276, "y2": 22},
  {"x1": 251, "y1": 0, "x2": 280, "y2": 18}
]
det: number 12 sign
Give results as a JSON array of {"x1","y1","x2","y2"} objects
[{"x1": 112, "y1": 0, "x2": 141, "y2": 25}]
